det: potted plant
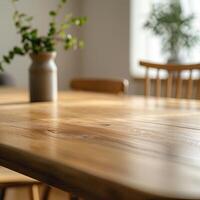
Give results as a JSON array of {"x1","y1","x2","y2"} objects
[
  {"x1": 0, "y1": 0, "x2": 87, "y2": 102},
  {"x1": 144, "y1": 0, "x2": 199, "y2": 64}
]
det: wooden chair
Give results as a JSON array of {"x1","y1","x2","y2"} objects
[
  {"x1": 70, "y1": 78, "x2": 129, "y2": 94},
  {"x1": 139, "y1": 61, "x2": 200, "y2": 99},
  {"x1": 0, "y1": 167, "x2": 40, "y2": 200}
]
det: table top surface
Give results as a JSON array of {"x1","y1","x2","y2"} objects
[{"x1": 0, "y1": 88, "x2": 200, "y2": 200}]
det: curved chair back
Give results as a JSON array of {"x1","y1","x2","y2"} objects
[{"x1": 139, "y1": 61, "x2": 200, "y2": 99}]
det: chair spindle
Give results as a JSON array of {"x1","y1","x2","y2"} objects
[
  {"x1": 167, "y1": 72, "x2": 173, "y2": 98},
  {"x1": 187, "y1": 70, "x2": 193, "y2": 99},
  {"x1": 145, "y1": 67, "x2": 150, "y2": 96},
  {"x1": 156, "y1": 69, "x2": 161, "y2": 97},
  {"x1": 176, "y1": 72, "x2": 182, "y2": 98}
]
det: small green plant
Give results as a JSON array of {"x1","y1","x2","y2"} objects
[
  {"x1": 0, "y1": 0, "x2": 87, "y2": 70},
  {"x1": 144, "y1": 0, "x2": 199, "y2": 62}
]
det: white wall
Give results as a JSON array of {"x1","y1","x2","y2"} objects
[
  {"x1": 0, "y1": 0, "x2": 80, "y2": 90},
  {"x1": 79, "y1": 0, "x2": 133, "y2": 92}
]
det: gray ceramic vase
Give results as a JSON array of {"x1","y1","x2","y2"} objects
[{"x1": 29, "y1": 52, "x2": 58, "y2": 102}]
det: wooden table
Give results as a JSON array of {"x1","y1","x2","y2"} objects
[{"x1": 0, "y1": 88, "x2": 200, "y2": 200}]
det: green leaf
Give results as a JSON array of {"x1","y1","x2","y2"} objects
[
  {"x1": 25, "y1": 16, "x2": 33, "y2": 22},
  {"x1": 71, "y1": 17, "x2": 87, "y2": 26},
  {"x1": 3, "y1": 56, "x2": 10, "y2": 64},
  {"x1": 19, "y1": 13, "x2": 26, "y2": 18},
  {"x1": 48, "y1": 27, "x2": 56, "y2": 36},
  {"x1": 9, "y1": 51, "x2": 14, "y2": 59},
  {"x1": 20, "y1": 26, "x2": 30, "y2": 33},
  {"x1": 15, "y1": 22, "x2": 20, "y2": 28},
  {"x1": 58, "y1": 31, "x2": 66, "y2": 39},
  {"x1": 78, "y1": 40, "x2": 85, "y2": 48},
  {"x1": 23, "y1": 43, "x2": 30, "y2": 52},
  {"x1": 30, "y1": 29, "x2": 38, "y2": 38},
  {"x1": 13, "y1": 47, "x2": 24, "y2": 55},
  {"x1": 49, "y1": 11, "x2": 57, "y2": 16}
]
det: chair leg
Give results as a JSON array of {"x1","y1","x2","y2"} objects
[
  {"x1": 30, "y1": 185, "x2": 40, "y2": 200},
  {"x1": 0, "y1": 188, "x2": 6, "y2": 200},
  {"x1": 42, "y1": 185, "x2": 51, "y2": 200}
]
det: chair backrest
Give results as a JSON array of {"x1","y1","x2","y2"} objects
[
  {"x1": 139, "y1": 61, "x2": 200, "y2": 99},
  {"x1": 70, "y1": 78, "x2": 129, "y2": 94}
]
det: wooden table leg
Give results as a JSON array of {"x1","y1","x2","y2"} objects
[{"x1": 30, "y1": 185, "x2": 40, "y2": 200}]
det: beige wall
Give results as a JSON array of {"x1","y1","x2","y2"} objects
[
  {"x1": 79, "y1": 0, "x2": 135, "y2": 93},
  {"x1": 0, "y1": 0, "x2": 81, "y2": 90}
]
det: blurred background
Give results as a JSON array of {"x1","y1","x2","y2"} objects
[
  {"x1": 1, "y1": 0, "x2": 199, "y2": 96},
  {"x1": 0, "y1": 0, "x2": 130, "y2": 91}
]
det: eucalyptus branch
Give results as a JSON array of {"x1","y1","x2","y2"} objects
[{"x1": 0, "y1": 0, "x2": 87, "y2": 71}]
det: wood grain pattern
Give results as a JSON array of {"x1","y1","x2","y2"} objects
[
  {"x1": 70, "y1": 78, "x2": 129, "y2": 200},
  {"x1": 0, "y1": 88, "x2": 200, "y2": 200}
]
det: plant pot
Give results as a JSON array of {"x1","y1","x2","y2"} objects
[{"x1": 29, "y1": 52, "x2": 57, "y2": 102}]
